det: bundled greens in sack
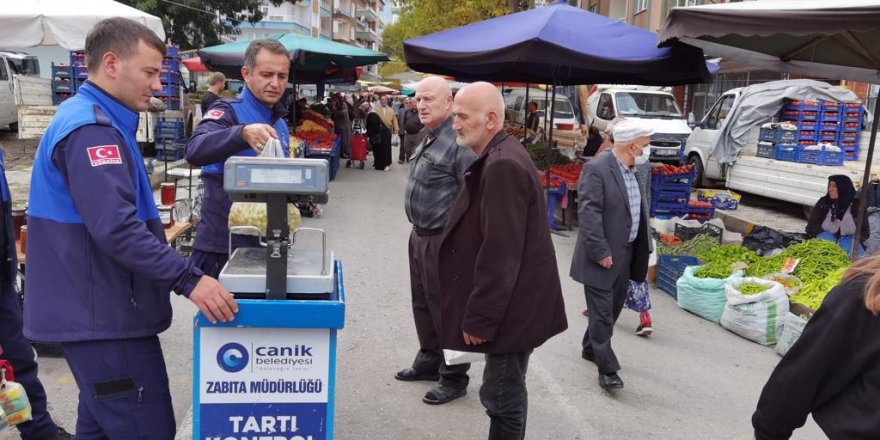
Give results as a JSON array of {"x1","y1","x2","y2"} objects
[
  {"x1": 720, "y1": 278, "x2": 789, "y2": 346},
  {"x1": 228, "y1": 139, "x2": 302, "y2": 236},
  {"x1": 776, "y1": 312, "x2": 809, "y2": 356},
  {"x1": 677, "y1": 265, "x2": 743, "y2": 323}
]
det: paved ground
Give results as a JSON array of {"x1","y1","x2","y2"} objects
[{"x1": 1, "y1": 145, "x2": 826, "y2": 439}]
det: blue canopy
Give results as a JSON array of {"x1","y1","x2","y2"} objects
[{"x1": 403, "y1": 1, "x2": 714, "y2": 86}]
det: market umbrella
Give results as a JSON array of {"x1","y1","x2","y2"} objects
[
  {"x1": 657, "y1": 0, "x2": 880, "y2": 260},
  {"x1": 182, "y1": 56, "x2": 210, "y2": 73},
  {"x1": 199, "y1": 33, "x2": 388, "y2": 77},
  {"x1": 367, "y1": 85, "x2": 400, "y2": 95},
  {"x1": 0, "y1": 0, "x2": 165, "y2": 49},
  {"x1": 403, "y1": 0, "x2": 713, "y2": 86}
]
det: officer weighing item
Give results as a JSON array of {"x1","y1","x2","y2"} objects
[{"x1": 193, "y1": 156, "x2": 344, "y2": 440}]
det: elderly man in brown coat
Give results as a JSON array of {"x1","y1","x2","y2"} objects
[{"x1": 438, "y1": 82, "x2": 568, "y2": 440}]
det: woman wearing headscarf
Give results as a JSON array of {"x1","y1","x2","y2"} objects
[
  {"x1": 363, "y1": 102, "x2": 391, "y2": 170},
  {"x1": 331, "y1": 93, "x2": 352, "y2": 159},
  {"x1": 806, "y1": 175, "x2": 869, "y2": 257}
]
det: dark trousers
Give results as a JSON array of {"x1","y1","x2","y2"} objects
[
  {"x1": 61, "y1": 336, "x2": 175, "y2": 440},
  {"x1": 0, "y1": 288, "x2": 58, "y2": 440},
  {"x1": 397, "y1": 134, "x2": 406, "y2": 161},
  {"x1": 408, "y1": 230, "x2": 470, "y2": 389},
  {"x1": 190, "y1": 249, "x2": 229, "y2": 279},
  {"x1": 582, "y1": 245, "x2": 633, "y2": 374},
  {"x1": 481, "y1": 351, "x2": 532, "y2": 440}
]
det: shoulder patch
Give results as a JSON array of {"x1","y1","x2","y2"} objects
[
  {"x1": 87, "y1": 145, "x2": 123, "y2": 167},
  {"x1": 204, "y1": 109, "x2": 225, "y2": 120}
]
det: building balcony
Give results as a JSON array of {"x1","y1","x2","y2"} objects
[
  {"x1": 355, "y1": 30, "x2": 378, "y2": 42},
  {"x1": 355, "y1": 6, "x2": 379, "y2": 22}
]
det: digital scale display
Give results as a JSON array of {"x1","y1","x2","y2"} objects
[{"x1": 250, "y1": 167, "x2": 305, "y2": 185}]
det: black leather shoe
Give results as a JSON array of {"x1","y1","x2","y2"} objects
[
  {"x1": 395, "y1": 368, "x2": 440, "y2": 382},
  {"x1": 599, "y1": 373, "x2": 624, "y2": 390},
  {"x1": 50, "y1": 427, "x2": 75, "y2": 440},
  {"x1": 422, "y1": 384, "x2": 467, "y2": 405},
  {"x1": 581, "y1": 350, "x2": 595, "y2": 364}
]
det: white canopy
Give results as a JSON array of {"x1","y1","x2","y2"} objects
[{"x1": 0, "y1": 0, "x2": 165, "y2": 50}]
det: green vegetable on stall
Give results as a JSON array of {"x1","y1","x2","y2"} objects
[
  {"x1": 790, "y1": 266, "x2": 847, "y2": 311},
  {"x1": 694, "y1": 244, "x2": 758, "y2": 279}
]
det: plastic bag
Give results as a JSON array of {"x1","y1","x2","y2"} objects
[
  {"x1": 0, "y1": 375, "x2": 32, "y2": 427},
  {"x1": 776, "y1": 312, "x2": 809, "y2": 356},
  {"x1": 228, "y1": 203, "x2": 302, "y2": 237},
  {"x1": 442, "y1": 349, "x2": 485, "y2": 366},
  {"x1": 391, "y1": 135, "x2": 399, "y2": 147},
  {"x1": 720, "y1": 277, "x2": 789, "y2": 346},
  {"x1": 624, "y1": 280, "x2": 651, "y2": 313},
  {"x1": 763, "y1": 273, "x2": 802, "y2": 296},
  {"x1": 228, "y1": 138, "x2": 301, "y2": 236},
  {"x1": 676, "y1": 265, "x2": 743, "y2": 323}
]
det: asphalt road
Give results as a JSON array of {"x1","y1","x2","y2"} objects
[{"x1": 2, "y1": 154, "x2": 826, "y2": 440}]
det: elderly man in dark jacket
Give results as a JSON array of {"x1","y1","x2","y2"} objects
[
  {"x1": 570, "y1": 118, "x2": 652, "y2": 391},
  {"x1": 438, "y1": 82, "x2": 567, "y2": 440}
]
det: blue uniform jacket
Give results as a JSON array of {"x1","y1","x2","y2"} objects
[
  {"x1": 24, "y1": 81, "x2": 204, "y2": 343},
  {"x1": 186, "y1": 86, "x2": 289, "y2": 254}
]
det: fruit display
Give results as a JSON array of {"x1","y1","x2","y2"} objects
[
  {"x1": 298, "y1": 119, "x2": 329, "y2": 133},
  {"x1": 506, "y1": 126, "x2": 525, "y2": 138},
  {"x1": 289, "y1": 136, "x2": 307, "y2": 158},
  {"x1": 299, "y1": 109, "x2": 334, "y2": 132},
  {"x1": 549, "y1": 163, "x2": 584, "y2": 186},
  {"x1": 652, "y1": 164, "x2": 694, "y2": 176},
  {"x1": 295, "y1": 130, "x2": 337, "y2": 152}
]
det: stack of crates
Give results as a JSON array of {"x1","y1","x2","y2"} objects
[
  {"x1": 69, "y1": 50, "x2": 88, "y2": 92},
  {"x1": 818, "y1": 101, "x2": 842, "y2": 145},
  {"x1": 155, "y1": 44, "x2": 182, "y2": 110},
  {"x1": 155, "y1": 116, "x2": 186, "y2": 161},
  {"x1": 839, "y1": 103, "x2": 864, "y2": 160},
  {"x1": 50, "y1": 62, "x2": 74, "y2": 105},
  {"x1": 650, "y1": 169, "x2": 695, "y2": 218},
  {"x1": 779, "y1": 101, "x2": 820, "y2": 157},
  {"x1": 758, "y1": 123, "x2": 798, "y2": 162}
]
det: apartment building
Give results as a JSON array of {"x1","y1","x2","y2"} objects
[{"x1": 231, "y1": 0, "x2": 385, "y2": 75}]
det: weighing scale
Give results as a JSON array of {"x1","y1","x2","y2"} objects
[{"x1": 193, "y1": 156, "x2": 345, "y2": 440}]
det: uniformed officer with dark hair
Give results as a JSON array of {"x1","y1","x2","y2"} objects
[
  {"x1": 186, "y1": 38, "x2": 290, "y2": 278},
  {"x1": 25, "y1": 17, "x2": 238, "y2": 439},
  {"x1": 0, "y1": 149, "x2": 72, "y2": 439}
]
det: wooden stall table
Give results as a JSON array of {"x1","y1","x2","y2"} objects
[{"x1": 165, "y1": 222, "x2": 192, "y2": 247}]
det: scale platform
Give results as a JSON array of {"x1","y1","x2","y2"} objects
[{"x1": 218, "y1": 245, "x2": 335, "y2": 299}]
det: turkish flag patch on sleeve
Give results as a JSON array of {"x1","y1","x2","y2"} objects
[
  {"x1": 204, "y1": 109, "x2": 225, "y2": 120},
  {"x1": 87, "y1": 145, "x2": 123, "y2": 167}
]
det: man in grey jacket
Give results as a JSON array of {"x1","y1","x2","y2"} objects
[{"x1": 569, "y1": 119, "x2": 652, "y2": 391}]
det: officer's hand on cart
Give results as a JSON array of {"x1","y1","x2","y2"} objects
[
  {"x1": 189, "y1": 276, "x2": 239, "y2": 323},
  {"x1": 242, "y1": 124, "x2": 279, "y2": 153}
]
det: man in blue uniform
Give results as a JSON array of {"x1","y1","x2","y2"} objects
[
  {"x1": 186, "y1": 39, "x2": 291, "y2": 278},
  {"x1": 0, "y1": 148, "x2": 72, "y2": 440},
  {"x1": 25, "y1": 18, "x2": 238, "y2": 439}
]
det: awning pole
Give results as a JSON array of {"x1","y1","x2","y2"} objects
[{"x1": 852, "y1": 93, "x2": 880, "y2": 261}]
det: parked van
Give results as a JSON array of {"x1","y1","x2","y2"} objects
[
  {"x1": 502, "y1": 87, "x2": 583, "y2": 149},
  {"x1": 0, "y1": 51, "x2": 40, "y2": 130},
  {"x1": 587, "y1": 85, "x2": 692, "y2": 163}
]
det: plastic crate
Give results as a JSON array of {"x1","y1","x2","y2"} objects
[
  {"x1": 820, "y1": 111, "x2": 839, "y2": 122},
  {"x1": 838, "y1": 131, "x2": 860, "y2": 142},
  {"x1": 657, "y1": 255, "x2": 701, "y2": 299},
  {"x1": 756, "y1": 141, "x2": 775, "y2": 158},
  {"x1": 686, "y1": 203, "x2": 716, "y2": 218},
  {"x1": 652, "y1": 169, "x2": 697, "y2": 188},
  {"x1": 784, "y1": 101, "x2": 821, "y2": 112},
  {"x1": 759, "y1": 127, "x2": 797, "y2": 144},
  {"x1": 156, "y1": 138, "x2": 186, "y2": 150},
  {"x1": 156, "y1": 147, "x2": 185, "y2": 161},
  {"x1": 674, "y1": 222, "x2": 723, "y2": 242},
  {"x1": 52, "y1": 77, "x2": 74, "y2": 93},
  {"x1": 166, "y1": 45, "x2": 180, "y2": 58},
  {"x1": 51, "y1": 64, "x2": 71, "y2": 79},
  {"x1": 797, "y1": 130, "x2": 818, "y2": 142},
  {"x1": 780, "y1": 110, "x2": 818, "y2": 122},
  {"x1": 160, "y1": 71, "x2": 183, "y2": 85},
  {"x1": 821, "y1": 101, "x2": 841, "y2": 112},
  {"x1": 840, "y1": 121, "x2": 861, "y2": 132},
  {"x1": 157, "y1": 95, "x2": 181, "y2": 110},
  {"x1": 845, "y1": 151, "x2": 860, "y2": 161},
  {"x1": 774, "y1": 144, "x2": 801, "y2": 162},
  {"x1": 69, "y1": 50, "x2": 86, "y2": 66},
  {"x1": 162, "y1": 57, "x2": 181, "y2": 71},
  {"x1": 820, "y1": 130, "x2": 840, "y2": 142},
  {"x1": 653, "y1": 187, "x2": 691, "y2": 203},
  {"x1": 52, "y1": 93, "x2": 73, "y2": 105},
  {"x1": 799, "y1": 147, "x2": 845, "y2": 166},
  {"x1": 154, "y1": 82, "x2": 181, "y2": 97}
]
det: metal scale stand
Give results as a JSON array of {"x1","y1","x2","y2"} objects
[{"x1": 193, "y1": 156, "x2": 345, "y2": 440}]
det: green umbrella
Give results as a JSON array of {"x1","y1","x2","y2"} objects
[{"x1": 199, "y1": 33, "x2": 389, "y2": 74}]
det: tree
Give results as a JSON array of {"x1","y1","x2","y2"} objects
[
  {"x1": 120, "y1": 0, "x2": 302, "y2": 50},
  {"x1": 381, "y1": 0, "x2": 533, "y2": 69}
]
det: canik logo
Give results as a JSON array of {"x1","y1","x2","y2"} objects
[{"x1": 217, "y1": 343, "x2": 249, "y2": 373}]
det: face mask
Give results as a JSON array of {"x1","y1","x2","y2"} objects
[{"x1": 634, "y1": 144, "x2": 651, "y2": 165}]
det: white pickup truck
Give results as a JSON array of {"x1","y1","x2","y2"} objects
[{"x1": 683, "y1": 80, "x2": 873, "y2": 217}]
